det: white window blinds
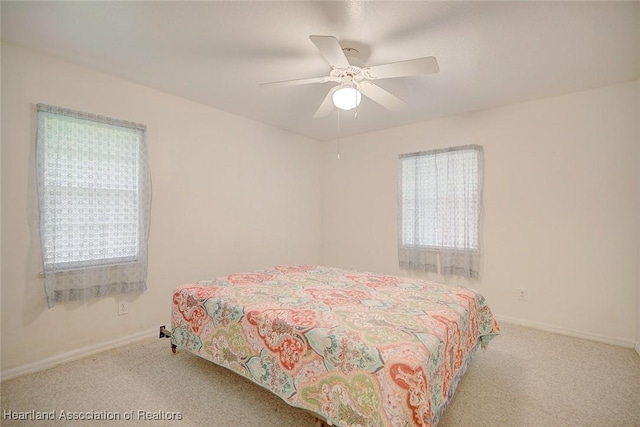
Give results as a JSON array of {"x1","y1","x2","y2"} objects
[
  {"x1": 398, "y1": 145, "x2": 483, "y2": 279},
  {"x1": 36, "y1": 104, "x2": 151, "y2": 307}
]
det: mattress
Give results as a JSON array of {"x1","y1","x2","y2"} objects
[{"x1": 171, "y1": 265, "x2": 499, "y2": 427}]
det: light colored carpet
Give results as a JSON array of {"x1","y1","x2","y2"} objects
[{"x1": 1, "y1": 322, "x2": 639, "y2": 426}]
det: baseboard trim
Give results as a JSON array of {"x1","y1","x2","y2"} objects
[
  {"x1": 494, "y1": 314, "x2": 635, "y2": 348},
  {"x1": 1, "y1": 327, "x2": 159, "y2": 382}
]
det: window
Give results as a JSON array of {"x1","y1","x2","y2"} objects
[
  {"x1": 398, "y1": 145, "x2": 483, "y2": 279},
  {"x1": 36, "y1": 104, "x2": 151, "y2": 307}
]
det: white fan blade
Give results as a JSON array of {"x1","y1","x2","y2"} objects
[
  {"x1": 358, "y1": 81, "x2": 406, "y2": 111},
  {"x1": 309, "y1": 35, "x2": 350, "y2": 69},
  {"x1": 365, "y1": 56, "x2": 439, "y2": 79},
  {"x1": 314, "y1": 86, "x2": 339, "y2": 118},
  {"x1": 260, "y1": 76, "x2": 328, "y2": 88}
]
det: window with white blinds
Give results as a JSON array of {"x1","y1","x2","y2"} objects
[
  {"x1": 398, "y1": 145, "x2": 483, "y2": 279},
  {"x1": 36, "y1": 104, "x2": 151, "y2": 307}
]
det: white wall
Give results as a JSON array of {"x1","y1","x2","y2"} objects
[
  {"x1": 0, "y1": 43, "x2": 3, "y2": 367},
  {"x1": 322, "y1": 80, "x2": 640, "y2": 346},
  {"x1": 637, "y1": 80, "x2": 640, "y2": 356},
  {"x1": 0, "y1": 43, "x2": 323, "y2": 376}
]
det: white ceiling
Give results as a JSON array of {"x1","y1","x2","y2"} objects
[{"x1": 2, "y1": 1, "x2": 639, "y2": 141}]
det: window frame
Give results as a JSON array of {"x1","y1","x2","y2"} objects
[
  {"x1": 398, "y1": 145, "x2": 483, "y2": 254},
  {"x1": 36, "y1": 104, "x2": 148, "y2": 274}
]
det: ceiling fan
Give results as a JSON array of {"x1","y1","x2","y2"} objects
[{"x1": 261, "y1": 35, "x2": 439, "y2": 118}]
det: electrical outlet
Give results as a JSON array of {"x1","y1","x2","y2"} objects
[
  {"x1": 118, "y1": 302, "x2": 129, "y2": 316},
  {"x1": 518, "y1": 289, "x2": 529, "y2": 301}
]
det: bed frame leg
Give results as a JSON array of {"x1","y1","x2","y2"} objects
[
  {"x1": 159, "y1": 325, "x2": 177, "y2": 353},
  {"x1": 159, "y1": 325, "x2": 171, "y2": 339}
]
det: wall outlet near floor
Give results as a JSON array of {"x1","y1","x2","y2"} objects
[
  {"x1": 117, "y1": 302, "x2": 129, "y2": 316},
  {"x1": 518, "y1": 289, "x2": 529, "y2": 301}
]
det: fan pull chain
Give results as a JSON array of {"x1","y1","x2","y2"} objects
[{"x1": 337, "y1": 109, "x2": 341, "y2": 160}]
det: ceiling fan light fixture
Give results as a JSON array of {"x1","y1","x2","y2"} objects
[{"x1": 332, "y1": 86, "x2": 362, "y2": 111}]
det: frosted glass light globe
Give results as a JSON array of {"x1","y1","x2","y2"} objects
[{"x1": 332, "y1": 87, "x2": 362, "y2": 111}]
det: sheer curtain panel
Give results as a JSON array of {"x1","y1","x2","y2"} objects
[
  {"x1": 398, "y1": 145, "x2": 483, "y2": 279},
  {"x1": 36, "y1": 104, "x2": 151, "y2": 308}
]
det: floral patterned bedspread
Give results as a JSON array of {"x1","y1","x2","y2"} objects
[{"x1": 171, "y1": 266, "x2": 499, "y2": 427}]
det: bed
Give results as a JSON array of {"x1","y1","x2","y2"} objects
[{"x1": 170, "y1": 265, "x2": 499, "y2": 427}]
